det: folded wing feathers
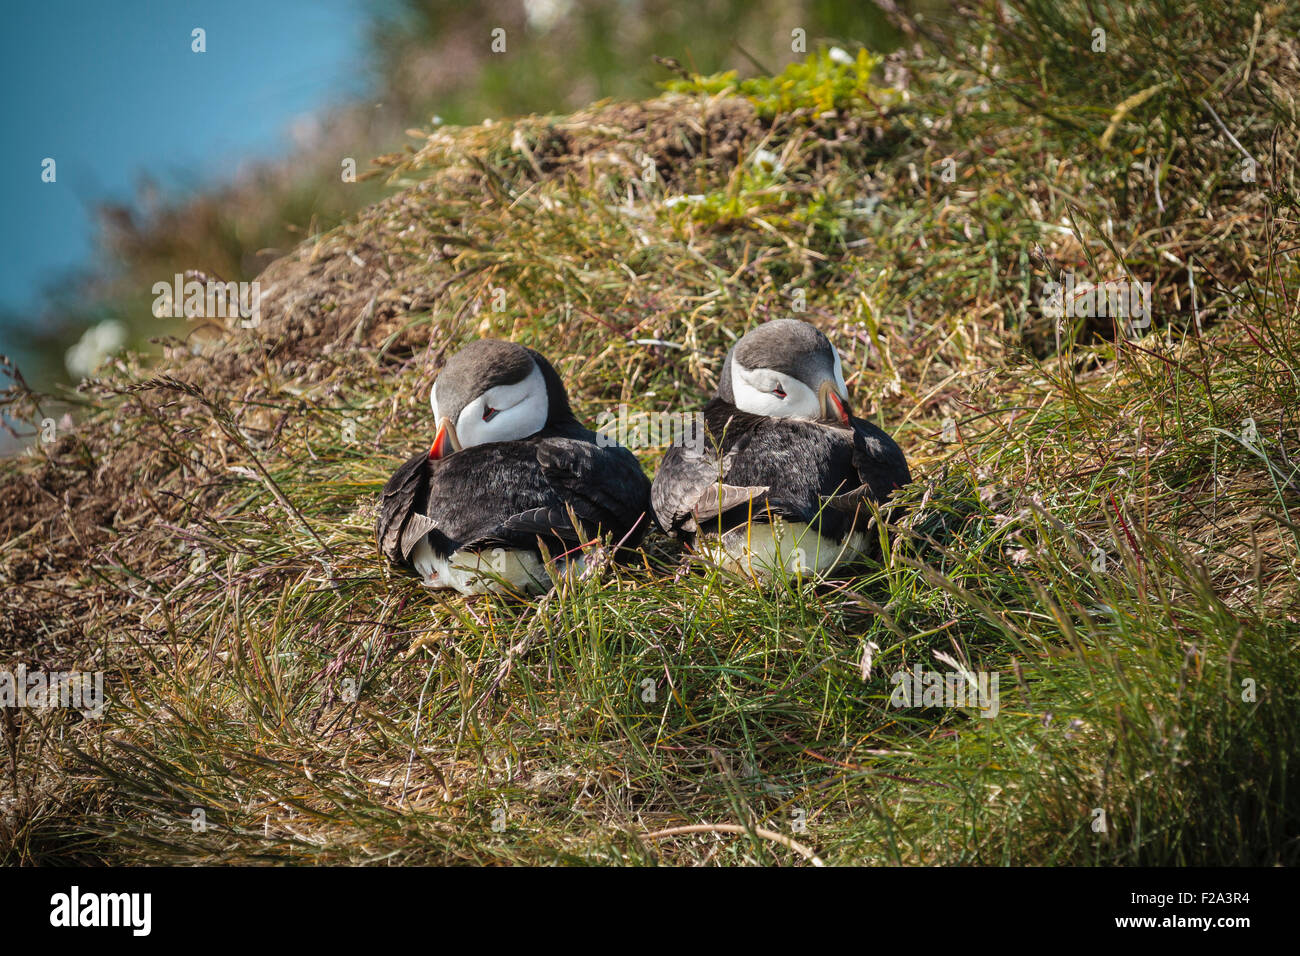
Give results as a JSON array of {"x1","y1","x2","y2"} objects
[
  {"x1": 538, "y1": 439, "x2": 645, "y2": 533},
  {"x1": 690, "y1": 482, "x2": 769, "y2": 524},
  {"x1": 376, "y1": 454, "x2": 429, "y2": 563},
  {"x1": 397, "y1": 512, "x2": 438, "y2": 561}
]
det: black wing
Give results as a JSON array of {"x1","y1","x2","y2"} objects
[
  {"x1": 533, "y1": 438, "x2": 652, "y2": 548},
  {"x1": 820, "y1": 419, "x2": 912, "y2": 516},
  {"x1": 651, "y1": 440, "x2": 769, "y2": 539},
  {"x1": 713, "y1": 421, "x2": 858, "y2": 537},
  {"x1": 654, "y1": 402, "x2": 909, "y2": 543},
  {"x1": 377, "y1": 437, "x2": 650, "y2": 566},
  {"x1": 376, "y1": 451, "x2": 436, "y2": 563}
]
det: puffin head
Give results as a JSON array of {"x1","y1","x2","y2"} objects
[
  {"x1": 427, "y1": 339, "x2": 571, "y2": 459},
  {"x1": 716, "y1": 319, "x2": 851, "y2": 425}
]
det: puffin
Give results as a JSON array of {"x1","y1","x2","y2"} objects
[
  {"x1": 376, "y1": 339, "x2": 651, "y2": 594},
  {"x1": 650, "y1": 319, "x2": 910, "y2": 577}
]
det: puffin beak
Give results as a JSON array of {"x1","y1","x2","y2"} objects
[
  {"x1": 429, "y1": 416, "x2": 462, "y2": 460},
  {"x1": 818, "y1": 381, "x2": 851, "y2": 426}
]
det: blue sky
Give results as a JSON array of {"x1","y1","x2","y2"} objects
[{"x1": 0, "y1": 0, "x2": 375, "y2": 331}]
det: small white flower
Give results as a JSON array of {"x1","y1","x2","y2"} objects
[
  {"x1": 828, "y1": 46, "x2": 855, "y2": 66},
  {"x1": 523, "y1": 0, "x2": 572, "y2": 31},
  {"x1": 751, "y1": 148, "x2": 782, "y2": 173},
  {"x1": 65, "y1": 320, "x2": 126, "y2": 379}
]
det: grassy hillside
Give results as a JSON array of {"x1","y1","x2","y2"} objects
[{"x1": 2, "y1": 0, "x2": 1298, "y2": 864}]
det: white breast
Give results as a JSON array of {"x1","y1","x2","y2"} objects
[
  {"x1": 409, "y1": 535, "x2": 550, "y2": 595},
  {"x1": 699, "y1": 518, "x2": 869, "y2": 579}
]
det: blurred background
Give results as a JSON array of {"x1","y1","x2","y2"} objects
[{"x1": 0, "y1": 0, "x2": 901, "y2": 405}]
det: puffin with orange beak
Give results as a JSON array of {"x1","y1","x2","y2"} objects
[
  {"x1": 377, "y1": 339, "x2": 650, "y2": 594},
  {"x1": 651, "y1": 319, "x2": 910, "y2": 577}
]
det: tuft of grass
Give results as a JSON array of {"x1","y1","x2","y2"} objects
[{"x1": 662, "y1": 47, "x2": 902, "y2": 120}]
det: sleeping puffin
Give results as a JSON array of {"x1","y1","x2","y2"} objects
[
  {"x1": 650, "y1": 319, "x2": 910, "y2": 577},
  {"x1": 376, "y1": 339, "x2": 651, "y2": 594}
]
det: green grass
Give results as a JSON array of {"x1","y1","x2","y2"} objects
[
  {"x1": 662, "y1": 46, "x2": 902, "y2": 119},
  {"x1": 2, "y1": 0, "x2": 1298, "y2": 865}
]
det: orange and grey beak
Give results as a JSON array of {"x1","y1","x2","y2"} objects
[
  {"x1": 818, "y1": 381, "x2": 851, "y2": 426},
  {"x1": 428, "y1": 416, "x2": 462, "y2": 460}
]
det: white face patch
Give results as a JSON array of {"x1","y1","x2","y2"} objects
[
  {"x1": 453, "y1": 360, "x2": 549, "y2": 447},
  {"x1": 731, "y1": 360, "x2": 821, "y2": 419}
]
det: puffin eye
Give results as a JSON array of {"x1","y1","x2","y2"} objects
[
  {"x1": 772, "y1": 385, "x2": 787, "y2": 399},
  {"x1": 483, "y1": 406, "x2": 498, "y2": 422}
]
